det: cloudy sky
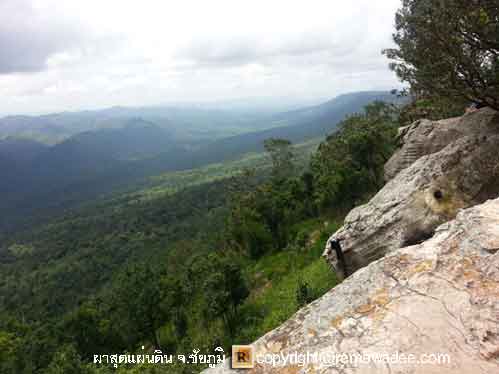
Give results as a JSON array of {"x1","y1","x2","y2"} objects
[{"x1": 0, "y1": 0, "x2": 402, "y2": 115}]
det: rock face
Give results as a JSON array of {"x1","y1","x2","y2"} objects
[
  {"x1": 324, "y1": 108, "x2": 499, "y2": 278},
  {"x1": 204, "y1": 198, "x2": 499, "y2": 373},
  {"x1": 384, "y1": 108, "x2": 499, "y2": 181}
]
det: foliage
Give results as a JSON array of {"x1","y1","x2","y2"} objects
[
  {"x1": 397, "y1": 94, "x2": 467, "y2": 124},
  {"x1": 296, "y1": 280, "x2": 314, "y2": 307},
  {"x1": 112, "y1": 263, "x2": 165, "y2": 348},
  {"x1": 62, "y1": 302, "x2": 122, "y2": 359},
  {"x1": 384, "y1": 0, "x2": 499, "y2": 109},
  {"x1": 311, "y1": 101, "x2": 398, "y2": 209},
  {"x1": 43, "y1": 344, "x2": 95, "y2": 374},
  {"x1": 264, "y1": 138, "x2": 295, "y2": 181},
  {"x1": 0, "y1": 98, "x2": 399, "y2": 373},
  {"x1": 201, "y1": 255, "x2": 249, "y2": 337}
]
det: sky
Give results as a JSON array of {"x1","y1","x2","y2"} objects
[{"x1": 0, "y1": 0, "x2": 403, "y2": 115}]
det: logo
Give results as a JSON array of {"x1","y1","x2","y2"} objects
[{"x1": 232, "y1": 345, "x2": 254, "y2": 369}]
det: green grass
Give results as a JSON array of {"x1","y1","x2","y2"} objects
[
  {"x1": 251, "y1": 258, "x2": 336, "y2": 336},
  {"x1": 236, "y1": 219, "x2": 339, "y2": 343}
]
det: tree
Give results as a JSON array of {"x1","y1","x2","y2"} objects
[
  {"x1": 311, "y1": 102, "x2": 398, "y2": 210},
  {"x1": 112, "y1": 263, "x2": 165, "y2": 348},
  {"x1": 62, "y1": 302, "x2": 122, "y2": 358},
  {"x1": 43, "y1": 344, "x2": 96, "y2": 374},
  {"x1": 202, "y1": 255, "x2": 249, "y2": 337},
  {"x1": 159, "y1": 276, "x2": 188, "y2": 340},
  {"x1": 264, "y1": 138, "x2": 295, "y2": 181},
  {"x1": 0, "y1": 330, "x2": 21, "y2": 373},
  {"x1": 384, "y1": 0, "x2": 499, "y2": 110}
]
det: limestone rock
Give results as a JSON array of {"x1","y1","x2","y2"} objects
[
  {"x1": 324, "y1": 109, "x2": 499, "y2": 279},
  {"x1": 204, "y1": 199, "x2": 499, "y2": 373}
]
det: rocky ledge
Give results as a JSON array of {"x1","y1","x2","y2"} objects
[
  {"x1": 205, "y1": 198, "x2": 499, "y2": 373},
  {"x1": 324, "y1": 108, "x2": 499, "y2": 278}
]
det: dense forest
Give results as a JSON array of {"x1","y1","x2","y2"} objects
[
  {"x1": 0, "y1": 91, "x2": 394, "y2": 234},
  {"x1": 0, "y1": 100, "x2": 402, "y2": 373},
  {"x1": 1, "y1": 0, "x2": 497, "y2": 372}
]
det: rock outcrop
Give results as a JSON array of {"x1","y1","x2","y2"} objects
[
  {"x1": 324, "y1": 108, "x2": 499, "y2": 278},
  {"x1": 204, "y1": 198, "x2": 499, "y2": 373},
  {"x1": 384, "y1": 108, "x2": 499, "y2": 181}
]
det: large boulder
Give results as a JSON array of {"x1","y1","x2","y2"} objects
[
  {"x1": 324, "y1": 108, "x2": 499, "y2": 278},
  {"x1": 204, "y1": 198, "x2": 499, "y2": 373},
  {"x1": 384, "y1": 107, "x2": 499, "y2": 181}
]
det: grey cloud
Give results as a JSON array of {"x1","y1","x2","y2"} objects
[
  {"x1": 177, "y1": 27, "x2": 366, "y2": 69},
  {"x1": 0, "y1": 0, "x2": 86, "y2": 74},
  {"x1": 0, "y1": 0, "x2": 402, "y2": 115}
]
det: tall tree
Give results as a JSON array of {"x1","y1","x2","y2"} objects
[
  {"x1": 311, "y1": 102, "x2": 398, "y2": 209},
  {"x1": 264, "y1": 138, "x2": 295, "y2": 181},
  {"x1": 159, "y1": 276, "x2": 188, "y2": 340},
  {"x1": 202, "y1": 255, "x2": 249, "y2": 337},
  {"x1": 112, "y1": 263, "x2": 165, "y2": 348},
  {"x1": 384, "y1": 0, "x2": 499, "y2": 109}
]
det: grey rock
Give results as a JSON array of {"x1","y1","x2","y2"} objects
[
  {"x1": 204, "y1": 198, "x2": 499, "y2": 373},
  {"x1": 324, "y1": 109, "x2": 499, "y2": 279},
  {"x1": 385, "y1": 107, "x2": 499, "y2": 181}
]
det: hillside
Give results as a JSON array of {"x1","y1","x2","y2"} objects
[
  {"x1": 0, "y1": 137, "x2": 48, "y2": 163},
  {"x1": 0, "y1": 91, "x2": 396, "y2": 233},
  {"x1": 206, "y1": 107, "x2": 499, "y2": 373},
  {"x1": 0, "y1": 105, "x2": 270, "y2": 145},
  {"x1": 208, "y1": 197, "x2": 499, "y2": 374},
  {"x1": 0, "y1": 101, "x2": 398, "y2": 373},
  {"x1": 1, "y1": 0, "x2": 497, "y2": 373},
  {"x1": 179, "y1": 91, "x2": 399, "y2": 163}
]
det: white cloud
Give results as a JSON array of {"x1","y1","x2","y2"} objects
[{"x1": 0, "y1": 0, "x2": 402, "y2": 115}]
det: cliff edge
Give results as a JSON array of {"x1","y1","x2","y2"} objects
[
  {"x1": 204, "y1": 108, "x2": 499, "y2": 373},
  {"x1": 205, "y1": 197, "x2": 499, "y2": 373},
  {"x1": 324, "y1": 108, "x2": 499, "y2": 278}
]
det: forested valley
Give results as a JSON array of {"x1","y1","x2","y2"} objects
[
  {"x1": 0, "y1": 100, "x2": 408, "y2": 373},
  {"x1": 2, "y1": 0, "x2": 497, "y2": 371}
]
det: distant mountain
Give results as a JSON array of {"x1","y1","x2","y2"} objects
[
  {"x1": 172, "y1": 91, "x2": 399, "y2": 165},
  {"x1": 0, "y1": 137, "x2": 48, "y2": 163},
  {"x1": 0, "y1": 91, "x2": 399, "y2": 232},
  {"x1": 1, "y1": 120, "x2": 176, "y2": 197},
  {"x1": 0, "y1": 105, "x2": 278, "y2": 145},
  {"x1": 37, "y1": 118, "x2": 175, "y2": 165},
  {"x1": 190, "y1": 95, "x2": 326, "y2": 113},
  {"x1": 0, "y1": 92, "x2": 396, "y2": 149}
]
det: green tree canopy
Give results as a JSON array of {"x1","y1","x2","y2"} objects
[
  {"x1": 112, "y1": 263, "x2": 165, "y2": 348},
  {"x1": 202, "y1": 255, "x2": 249, "y2": 337},
  {"x1": 384, "y1": 0, "x2": 499, "y2": 109},
  {"x1": 311, "y1": 102, "x2": 398, "y2": 209},
  {"x1": 264, "y1": 138, "x2": 295, "y2": 181}
]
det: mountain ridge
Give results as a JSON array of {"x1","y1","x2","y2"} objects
[{"x1": 0, "y1": 91, "x2": 397, "y2": 233}]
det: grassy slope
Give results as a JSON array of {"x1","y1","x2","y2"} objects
[{"x1": 240, "y1": 220, "x2": 339, "y2": 340}]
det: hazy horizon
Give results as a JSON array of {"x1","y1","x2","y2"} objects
[
  {"x1": 0, "y1": 0, "x2": 402, "y2": 116},
  {"x1": 0, "y1": 90, "x2": 393, "y2": 118}
]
